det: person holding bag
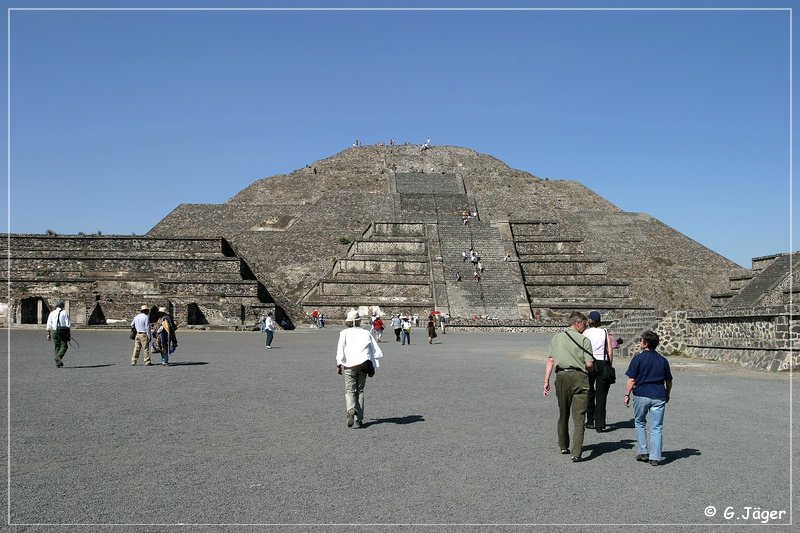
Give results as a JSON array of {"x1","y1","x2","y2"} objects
[
  {"x1": 542, "y1": 311, "x2": 594, "y2": 463},
  {"x1": 336, "y1": 309, "x2": 383, "y2": 428},
  {"x1": 583, "y1": 310, "x2": 615, "y2": 432},
  {"x1": 46, "y1": 300, "x2": 71, "y2": 368}
]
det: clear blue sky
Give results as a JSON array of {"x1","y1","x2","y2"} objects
[{"x1": 3, "y1": 1, "x2": 796, "y2": 268}]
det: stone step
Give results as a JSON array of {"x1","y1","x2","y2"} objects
[
  {"x1": 9, "y1": 249, "x2": 229, "y2": 260},
  {"x1": 10, "y1": 257, "x2": 243, "y2": 274},
  {"x1": 330, "y1": 272, "x2": 430, "y2": 283},
  {"x1": 368, "y1": 222, "x2": 426, "y2": 238},
  {"x1": 352, "y1": 240, "x2": 427, "y2": 255},
  {"x1": 337, "y1": 259, "x2": 428, "y2": 275},
  {"x1": 521, "y1": 260, "x2": 607, "y2": 276},
  {"x1": 515, "y1": 241, "x2": 584, "y2": 254},
  {"x1": 529, "y1": 282, "x2": 630, "y2": 299},
  {"x1": 319, "y1": 280, "x2": 432, "y2": 298},
  {"x1": 5, "y1": 235, "x2": 229, "y2": 254}
]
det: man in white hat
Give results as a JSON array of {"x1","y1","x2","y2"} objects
[
  {"x1": 130, "y1": 305, "x2": 153, "y2": 366},
  {"x1": 154, "y1": 306, "x2": 177, "y2": 365},
  {"x1": 336, "y1": 309, "x2": 383, "y2": 428}
]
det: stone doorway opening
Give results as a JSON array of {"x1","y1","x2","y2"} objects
[
  {"x1": 20, "y1": 297, "x2": 49, "y2": 324},
  {"x1": 187, "y1": 303, "x2": 208, "y2": 325}
]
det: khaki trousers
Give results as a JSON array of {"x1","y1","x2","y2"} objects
[
  {"x1": 131, "y1": 333, "x2": 152, "y2": 364},
  {"x1": 343, "y1": 367, "x2": 367, "y2": 422},
  {"x1": 555, "y1": 370, "x2": 589, "y2": 455}
]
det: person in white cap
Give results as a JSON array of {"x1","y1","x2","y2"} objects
[
  {"x1": 153, "y1": 306, "x2": 177, "y2": 365},
  {"x1": 130, "y1": 305, "x2": 153, "y2": 366},
  {"x1": 336, "y1": 309, "x2": 383, "y2": 428}
]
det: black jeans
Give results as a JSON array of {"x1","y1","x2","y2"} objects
[{"x1": 587, "y1": 360, "x2": 612, "y2": 428}]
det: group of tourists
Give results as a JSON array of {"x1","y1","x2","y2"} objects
[
  {"x1": 458, "y1": 248, "x2": 485, "y2": 283},
  {"x1": 310, "y1": 309, "x2": 325, "y2": 328},
  {"x1": 129, "y1": 305, "x2": 178, "y2": 366},
  {"x1": 46, "y1": 301, "x2": 671, "y2": 464},
  {"x1": 45, "y1": 302, "x2": 178, "y2": 368},
  {"x1": 543, "y1": 310, "x2": 672, "y2": 465}
]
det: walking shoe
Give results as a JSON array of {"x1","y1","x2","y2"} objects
[
  {"x1": 130, "y1": 362, "x2": 137, "y2": 366},
  {"x1": 649, "y1": 460, "x2": 661, "y2": 466},
  {"x1": 585, "y1": 423, "x2": 595, "y2": 429},
  {"x1": 560, "y1": 449, "x2": 570, "y2": 455},
  {"x1": 356, "y1": 420, "x2": 364, "y2": 428},
  {"x1": 347, "y1": 409, "x2": 355, "y2": 428},
  {"x1": 56, "y1": 360, "x2": 64, "y2": 368},
  {"x1": 266, "y1": 346, "x2": 271, "y2": 349},
  {"x1": 636, "y1": 454, "x2": 649, "y2": 462},
  {"x1": 571, "y1": 456, "x2": 582, "y2": 463},
  {"x1": 144, "y1": 362, "x2": 153, "y2": 366}
]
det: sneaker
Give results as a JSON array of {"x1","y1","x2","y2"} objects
[
  {"x1": 266, "y1": 346, "x2": 272, "y2": 349},
  {"x1": 130, "y1": 362, "x2": 137, "y2": 366},
  {"x1": 560, "y1": 449, "x2": 570, "y2": 455},
  {"x1": 56, "y1": 360, "x2": 64, "y2": 368},
  {"x1": 636, "y1": 454, "x2": 649, "y2": 462},
  {"x1": 571, "y1": 456, "x2": 582, "y2": 463},
  {"x1": 144, "y1": 362, "x2": 153, "y2": 366},
  {"x1": 356, "y1": 420, "x2": 364, "y2": 428},
  {"x1": 585, "y1": 423, "x2": 595, "y2": 429},
  {"x1": 347, "y1": 409, "x2": 355, "y2": 428},
  {"x1": 649, "y1": 460, "x2": 661, "y2": 466}
]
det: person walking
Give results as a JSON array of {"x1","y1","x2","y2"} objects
[
  {"x1": 583, "y1": 310, "x2": 614, "y2": 432},
  {"x1": 336, "y1": 309, "x2": 383, "y2": 428},
  {"x1": 262, "y1": 311, "x2": 277, "y2": 349},
  {"x1": 542, "y1": 311, "x2": 594, "y2": 462},
  {"x1": 391, "y1": 314, "x2": 402, "y2": 342},
  {"x1": 426, "y1": 315, "x2": 438, "y2": 344},
  {"x1": 130, "y1": 305, "x2": 153, "y2": 366},
  {"x1": 400, "y1": 316, "x2": 413, "y2": 346},
  {"x1": 624, "y1": 331, "x2": 673, "y2": 466},
  {"x1": 153, "y1": 306, "x2": 177, "y2": 365},
  {"x1": 46, "y1": 300, "x2": 71, "y2": 368},
  {"x1": 371, "y1": 315, "x2": 384, "y2": 342}
]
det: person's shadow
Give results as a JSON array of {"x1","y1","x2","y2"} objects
[
  {"x1": 601, "y1": 419, "x2": 635, "y2": 432},
  {"x1": 65, "y1": 364, "x2": 115, "y2": 369},
  {"x1": 660, "y1": 448, "x2": 701, "y2": 465},
  {"x1": 165, "y1": 361, "x2": 208, "y2": 366},
  {"x1": 359, "y1": 415, "x2": 425, "y2": 428},
  {"x1": 581, "y1": 439, "x2": 637, "y2": 461}
]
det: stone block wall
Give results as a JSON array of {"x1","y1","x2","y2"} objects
[
  {"x1": 655, "y1": 306, "x2": 798, "y2": 371},
  {"x1": 353, "y1": 241, "x2": 426, "y2": 255},
  {"x1": 521, "y1": 260, "x2": 607, "y2": 276},
  {"x1": 368, "y1": 223, "x2": 426, "y2": 238},
  {"x1": 337, "y1": 259, "x2": 428, "y2": 275}
]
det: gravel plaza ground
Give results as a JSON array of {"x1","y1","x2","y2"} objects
[{"x1": 2, "y1": 325, "x2": 797, "y2": 532}]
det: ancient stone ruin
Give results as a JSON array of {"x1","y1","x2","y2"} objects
[{"x1": 4, "y1": 145, "x2": 795, "y2": 370}]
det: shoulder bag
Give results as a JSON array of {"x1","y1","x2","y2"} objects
[
  {"x1": 603, "y1": 329, "x2": 616, "y2": 384},
  {"x1": 56, "y1": 310, "x2": 71, "y2": 342}
]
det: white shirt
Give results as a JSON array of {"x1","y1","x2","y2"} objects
[
  {"x1": 263, "y1": 316, "x2": 277, "y2": 332},
  {"x1": 46, "y1": 307, "x2": 70, "y2": 330},
  {"x1": 131, "y1": 312, "x2": 151, "y2": 337},
  {"x1": 336, "y1": 326, "x2": 383, "y2": 368},
  {"x1": 583, "y1": 327, "x2": 609, "y2": 360}
]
